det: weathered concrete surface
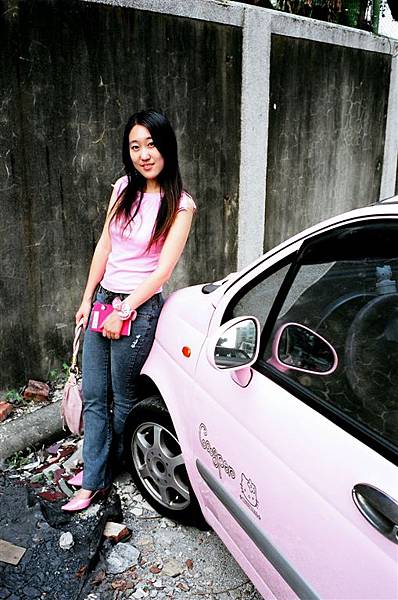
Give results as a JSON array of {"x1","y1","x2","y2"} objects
[
  {"x1": 0, "y1": 0, "x2": 242, "y2": 387},
  {"x1": 265, "y1": 34, "x2": 391, "y2": 250},
  {"x1": 0, "y1": 401, "x2": 64, "y2": 463}
]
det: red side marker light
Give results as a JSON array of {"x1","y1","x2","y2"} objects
[{"x1": 182, "y1": 346, "x2": 191, "y2": 357}]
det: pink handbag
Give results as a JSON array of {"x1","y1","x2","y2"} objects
[{"x1": 61, "y1": 320, "x2": 84, "y2": 435}]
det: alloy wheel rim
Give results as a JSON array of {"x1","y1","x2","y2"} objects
[{"x1": 132, "y1": 421, "x2": 190, "y2": 510}]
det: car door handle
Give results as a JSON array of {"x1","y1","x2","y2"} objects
[{"x1": 352, "y1": 483, "x2": 398, "y2": 544}]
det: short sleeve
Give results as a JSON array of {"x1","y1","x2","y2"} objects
[
  {"x1": 109, "y1": 176, "x2": 128, "y2": 209},
  {"x1": 113, "y1": 176, "x2": 128, "y2": 198},
  {"x1": 178, "y1": 192, "x2": 197, "y2": 213}
]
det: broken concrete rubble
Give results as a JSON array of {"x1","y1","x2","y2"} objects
[
  {"x1": 162, "y1": 558, "x2": 184, "y2": 578},
  {"x1": 59, "y1": 531, "x2": 74, "y2": 550},
  {"x1": 106, "y1": 542, "x2": 141, "y2": 575}
]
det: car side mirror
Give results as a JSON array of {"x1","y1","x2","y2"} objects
[
  {"x1": 207, "y1": 317, "x2": 260, "y2": 371},
  {"x1": 271, "y1": 322, "x2": 338, "y2": 376}
]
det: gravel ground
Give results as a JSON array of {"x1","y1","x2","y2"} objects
[
  {"x1": 79, "y1": 472, "x2": 263, "y2": 600},
  {"x1": 0, "y1": 440, "x2": 264, "y2": 600}
]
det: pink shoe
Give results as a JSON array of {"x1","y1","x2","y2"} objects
[
  {"x1": 68, "y1": 470, "x2": 83, "y2": 487},
  {"x1": 61, "y1": 489, "x2": 104, "y2": 512}
]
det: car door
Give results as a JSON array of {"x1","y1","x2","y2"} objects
[{"x1": 189, "y1": 217, "x2": 398, "y2": 599}]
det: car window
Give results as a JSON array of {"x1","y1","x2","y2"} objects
[
  {"x1": 262, "y1": 243, "x2": 398, "y2": 449},
  {"x1": 231, "y1": 263, "x2": 291, "y2": 329}
]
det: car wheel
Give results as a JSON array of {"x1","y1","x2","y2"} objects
[{"x1": 124, "y1": 395, "x2": 207, "y2": 527}]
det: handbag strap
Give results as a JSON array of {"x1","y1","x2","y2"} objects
[{"x1": 70, "y1": 319, "x2": 84, "y2": 372}]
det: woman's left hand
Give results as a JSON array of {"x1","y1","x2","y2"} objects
[{"x1": 101, "y1": 311, "x2": 124, "y2": 339}]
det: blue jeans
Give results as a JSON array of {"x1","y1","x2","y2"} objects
[{"x1": 81, "y1": 287, "x2": 163, "y2": 490}]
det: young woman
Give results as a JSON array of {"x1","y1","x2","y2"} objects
[{"x1": 62, "y1": 109, "x2": 196, "y2": 511}]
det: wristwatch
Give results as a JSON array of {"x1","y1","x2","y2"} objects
[{"x1": 112, "y1": 297, "x2": 137, "y2": 321}]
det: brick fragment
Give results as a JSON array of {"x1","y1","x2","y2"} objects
[
  {"x1": 149, "y1": 565, "x2": 162, "y2": 574},
  {"x1": 37, "y1": 490, "x2": 65, "y2": 502},
  {"x1": 103, "y1": 521, "x2": 130, "y2": 543},
  {"x1": 0, "y1": 402, "x2": 13, "y2": 422},
  {"x1": 23, "y1": 379, "x2": 50, "y2": 402},
  {"x1": 186, "y1": 559, "x2": 193, "y2": 570}
]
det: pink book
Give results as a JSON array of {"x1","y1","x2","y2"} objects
[{"x1": 90, "y1": 302, "x2": 131, "y2": 336}]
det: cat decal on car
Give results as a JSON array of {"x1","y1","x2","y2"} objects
[{"x1": 240, "y1": 473, "x2": 261, "y2": 520}]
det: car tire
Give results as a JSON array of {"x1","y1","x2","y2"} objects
[{"x1": 124, "y1": 395, "x2": 208, "y2": 528}]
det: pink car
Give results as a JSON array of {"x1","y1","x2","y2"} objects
[{"x1": 125, "y1": 202, "x2": 398, "y2": 599}]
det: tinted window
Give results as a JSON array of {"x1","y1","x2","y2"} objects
[
  {"x1": 262, "y1": 225, "x2": 398, "y2": 449},
  {"x1": 232, "y1": 263, "x2": 291, "y2": 328}
]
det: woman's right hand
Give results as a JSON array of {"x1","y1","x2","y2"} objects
[{"x1": 75, "y1": 299, "x2": 92, "y2": 329}]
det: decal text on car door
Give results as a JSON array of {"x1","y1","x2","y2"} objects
[{"x1": 199, "y1": 423, "x2": 236, "y2": 480}]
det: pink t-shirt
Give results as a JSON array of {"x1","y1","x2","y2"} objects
[{"x1": 101, "y1": 176, "x2": 195, "y2": 294}]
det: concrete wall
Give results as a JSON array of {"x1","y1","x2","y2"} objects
[
  {"x1": 0, "y1": 0, "x2": 242, "y2": 386},
  {"x1": 265, "y1": 35, "x2": 391, "y2": 250},
  {"x1": 0, "y1": 0, "x2": 397, "y2": 387}
]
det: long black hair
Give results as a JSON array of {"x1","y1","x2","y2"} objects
[{"x1": 110, "y1": 109, "x2": 183, "y2": 249}]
